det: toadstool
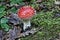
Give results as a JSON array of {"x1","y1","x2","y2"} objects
[{"x1": 17, "y1": 6, "x2": 36, "y2": 31}]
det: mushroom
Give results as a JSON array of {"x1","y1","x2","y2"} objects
[{"x1": 17, "y1": 6, "x2": 36, "y2": 31}]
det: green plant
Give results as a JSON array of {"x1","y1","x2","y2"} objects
[
  {"x1": 10, "y1": 0, "x2": 23, "y2": 5},
  {"x1": 0, "y1": 5, "x2": 6, "y2": 18},
  {"x1": 1, "y1": 18, "x2": 10, "y2": 31},
  {"x1": 31, "y1": 10, "x2": 60, "y2": 40}
]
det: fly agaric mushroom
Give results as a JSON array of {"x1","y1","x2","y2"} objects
[{"x1": 17, "y1": 6, "x2": 36, "y2": 31}]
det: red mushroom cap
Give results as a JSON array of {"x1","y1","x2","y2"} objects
[{"x1": 17, "y1": 6, "x2": 35, "y2": 19}]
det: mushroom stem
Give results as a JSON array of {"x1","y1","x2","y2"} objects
[{"x1": 23, "y1": 20, "x2": 31, "y2": 31}]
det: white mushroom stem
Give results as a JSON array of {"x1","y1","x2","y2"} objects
[{"x1": 23, "y1": 20, "x2": 31, "y2": 31}]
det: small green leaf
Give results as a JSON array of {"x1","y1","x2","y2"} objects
[
  {"x1": 0, "y1": 11, "x2": 6, "y2": 18},
  {"x1": 0, "y1": 5, "x2": 5, "y2": 13},
  {"x1": 0, "y1": 5, "x2": 6, "y2": 18},
  {"x1": 1, "y1": 18, "x2": 8, "y2": 23},
  {"x1": 1, "y1": 24, "x2": 10, "y2": 31},
  {"x1": 10, "y1": 0, "x2": 23, "y2": 5},
  {"x1": 1, "y1": 18, "x2": 10, "y2": 31},
  {"x1": 8, "y1": 7, "x2": 17, "y2": 13}
]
